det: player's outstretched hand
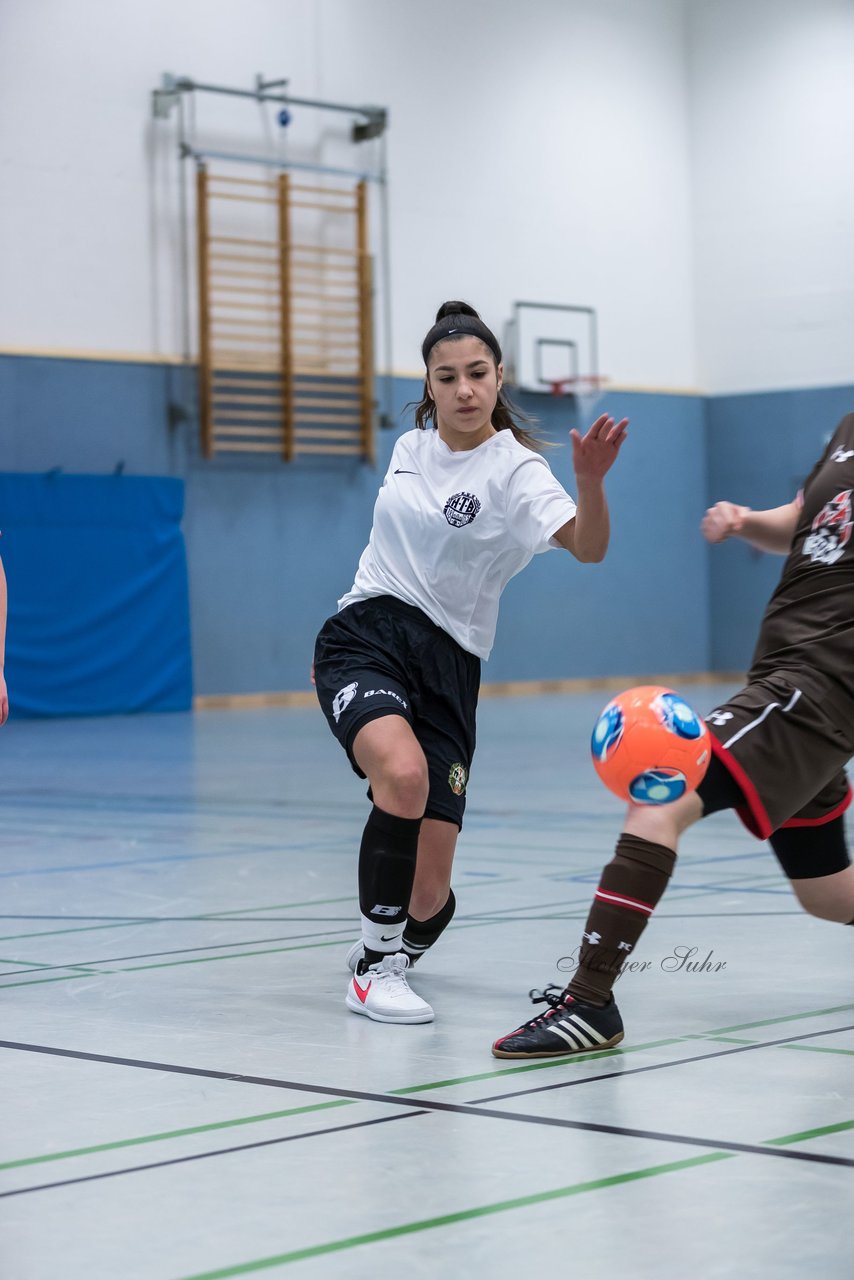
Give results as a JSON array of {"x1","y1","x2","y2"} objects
[
  {"x1": 702, "y1": 501, "x2": 750, "y2": 544},
  {"x1": 570, "y1": 414, "x2": 628, "y2": 481},
  {"x1": 0, "y1": 672, "x2": 8, "y2": 726}
]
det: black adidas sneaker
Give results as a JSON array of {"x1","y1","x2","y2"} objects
[{"x1": 492, "y1": 985, "x2": 624, "y2": 1058}]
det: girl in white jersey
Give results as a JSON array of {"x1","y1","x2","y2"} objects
[{"x1": 314, "y1": 301, "x2": 627, "y2": 1024}]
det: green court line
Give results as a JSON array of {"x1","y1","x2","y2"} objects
[
  {"x1": 165, "y1": 1111, "x2": 854, "y2": 1278},
  {"x1": 0, "y1": 956, "x2": 98, "y2": 970},
  {"x1": 700, "y1": 1036, "x2": 758, "y2": 1045},
  {"x1": 205, "y1": 896, "x2": 355, "y2": 916},
  {"x1": 0, "y1": 898, "x2": 358, "y2": 943},
  {"x1": 6, "y1": 1005, "x2": 852, "y2": 1173},
  {"x1": 388, "y1": 1038, "x2": 684, "y2": 1094},
  {"x1": 0, "y1": 1035, "x2": 692, "y2": 1171},
  {"x1": 709, "y1": 1003, "x2": 854, "y2": 1035},
  {"x1": 0, "y1": 928, "x2": 358, "y2": 982},
  {"x1": 0, "y1": 1099, "x2": 354, "y2": 1172},
  {"x1": 0, "y1": 939, "x2": 346, "y2": 988},
  {"x1": 0, "y1": 970, "x2": 117, "y2": 989},
  {"x1": 778, "y1": 1044, "x2": 854, "y2": 1058},
  {"x1": 0, "y1": 880, "x2": 518, "y2": 944},
  {"x1": 175, "y1": 1152, "x2": 735, "y2": 1279},
  {"x1": 390, "y1": 1005, "x2": 854, "y2": 1094},
  {"x1": 765, "y1": 1118, "x2": 854, "y2": 1146},
  {"x1": 0, "y1": 922, "x2": 150, "y2": 943}
]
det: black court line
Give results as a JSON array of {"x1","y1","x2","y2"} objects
[
  {"x1": 470, "y1": 1022, "x2": 854, "y2": 1104},
  {"x1": 1, "y1": 1038, "x2": 852, "y2": 1171},
  {"x1": 0, "y1": 1110, "x2": 427, "y2": 1199}
]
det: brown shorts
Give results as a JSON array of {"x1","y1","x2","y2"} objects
[{"x1": 705, "y1": 674, "x2": 853, "y2": 839}]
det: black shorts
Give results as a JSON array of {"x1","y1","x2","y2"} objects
[
  {"x1": 703, "y1": 673, "x2": 853, "y2": 840},
  {"x1": 313, "y1": 596, "x2": 480, "y2": 828}
]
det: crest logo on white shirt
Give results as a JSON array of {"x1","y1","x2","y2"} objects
[
  {"x1": 802, "y1": 490, "x2": 853, "y2": 565},
  {"x1": 444, "y1": 492, "x2": 481, "y2": 527}
]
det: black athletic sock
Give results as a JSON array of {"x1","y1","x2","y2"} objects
[
  {"x1": 358, "y1": 805, "x2": 422, "y2": 963},
  {"x1": 403, "y1": 888, "x2": 456, "y2": 961}
]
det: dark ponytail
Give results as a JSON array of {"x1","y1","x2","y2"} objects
[{"x1": 410, "y1": 300, "x2": 544, "y2": 452}]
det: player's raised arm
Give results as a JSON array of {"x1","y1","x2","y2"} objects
[
  {"x1": 702, "y1": 499, "x2": 800, "y2": 554},
  {"x1": 554, "y1": 414, "x2": 628, "y2": 562}
]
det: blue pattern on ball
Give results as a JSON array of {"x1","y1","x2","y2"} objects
[
  {"x1": 655, "y1": 693, "x2": 704, "y2": 740},
  {"x1": 591, "y1": 703, "x2": 624, "y2": 762},
  {"x1": 629, "y1": 769, "x2": 688, "y2": 804}
]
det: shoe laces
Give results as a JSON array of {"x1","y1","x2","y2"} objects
[
  {"x1": 372, "y1": 953, "x2": 412, "y2": 986},
  {"x1": 522, "y1": 983, "x2": 570, "y2": 1026}
]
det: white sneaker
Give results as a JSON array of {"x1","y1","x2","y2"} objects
[{"x1": 345, "y1": 953, "x2": 434, "y2": 1024}]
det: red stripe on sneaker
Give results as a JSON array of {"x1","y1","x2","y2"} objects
[
  {"x1": 352, "y1": 977, "x2": 372, "y2": 1004},
  {"x1": 594, "y1": 888, "x2": 654, "y2": 915}
]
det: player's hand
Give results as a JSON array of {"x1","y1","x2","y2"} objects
[
  {"x1": 310, "y1": 662, "x2": 316, "y2": 686},
  {"x1": 570, "y1": 415, "x2": 628, "y2": 481},
  {"x1": 702, "y1": 501, "x2": 751, "y2": 544},
  {"x1": 0, "y1": 671, "x2": 8, "y2": 726}
]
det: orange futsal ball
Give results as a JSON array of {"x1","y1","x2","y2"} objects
[{"x1": 591, "y1": 685, "x2": 710, "y2": 805}]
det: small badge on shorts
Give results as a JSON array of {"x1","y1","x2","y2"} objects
[
  {"x1": 444, "y1": 492, "x2": 481, "y2": 527},
  {"x1": 448, "y1": 763, "x2": 468, "y2": 796},
  {"x1": 332, "y1": 681, "x2": 358, "y2": 723}
]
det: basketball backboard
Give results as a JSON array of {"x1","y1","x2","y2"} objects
[{"x1": 504, "y1": 301, "x2": 600, "y2": 395}]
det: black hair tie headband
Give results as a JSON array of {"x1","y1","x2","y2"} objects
[{"x1": 421, "y1": 316, "x2": 502, "y2": 366}]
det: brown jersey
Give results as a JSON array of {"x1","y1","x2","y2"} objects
[{"x1": 749, "y1": 412, "x2": 854, "y2": 721}]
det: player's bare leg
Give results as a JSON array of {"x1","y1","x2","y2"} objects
[
  {"x1": 410, "y1": 819, "x2": 456, "y2": 919},
  {"x1": 352, "y1": 715, "x2": 429, "y2": 819},
  {"x1": 789, "y1": 865, "x2": 854, "y2": 922},
  {"x1": 622, "y1": 791, "x2": 704, "y2": 846}
]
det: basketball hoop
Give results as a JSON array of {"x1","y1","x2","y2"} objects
[
  {"x1": 548, "y1": 374, "x2": 608, "y2": 421},
  {"x1": 547, "y1": 375, "x2": 607, "y2": 399}
]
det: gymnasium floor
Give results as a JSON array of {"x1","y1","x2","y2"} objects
[{"x1": 2, "y1": 684, "x2": 852, "y2": 1279}]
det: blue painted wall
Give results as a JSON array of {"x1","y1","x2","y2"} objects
[
  {"x1": 3, "y1": 352, "x2": 849, "y2": 701},
  {"x1": 490, "y1": 390, "x2": 709, "y2": 682}
]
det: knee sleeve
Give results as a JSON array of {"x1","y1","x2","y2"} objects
[{"x1": 769, "y1": 816, "x2": 850, "y2": 880}]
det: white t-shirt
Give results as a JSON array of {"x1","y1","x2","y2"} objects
[{"x1": 338, "y1": 428, "x2": 577, "y2": 659}]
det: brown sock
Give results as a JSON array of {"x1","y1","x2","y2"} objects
[{"x1": 567, "y1": 834, "x2": 676, "y2": 1006}]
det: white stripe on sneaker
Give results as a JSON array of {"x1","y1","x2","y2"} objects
[
  {"x1": 567, "y1": 1015, "x2": 609, "y2": 1045},
  {"x1": 547, "y1": 1023, "x2": 586, "y2": 1049},
  {"x1": 558, "y1": 1020, "x2": 597, "y2": 1049},
  {"x1": 544, "y1": 1014, "x2": 609, "y2": 1051}
]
